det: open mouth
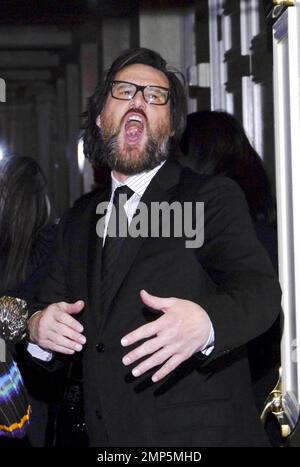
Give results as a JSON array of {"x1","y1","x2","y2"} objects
[{"x1": 124, "y1": 112, "x2": 146, "y2": 145}]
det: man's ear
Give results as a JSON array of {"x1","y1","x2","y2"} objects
[{"x1": 96, "y1": 115, "x2": 101, "y2": 128}]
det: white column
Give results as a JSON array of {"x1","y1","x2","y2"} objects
[
  {"x1": 273, "y1": 3, "x2": 300, "y2": 429},
  {"x1": 208, "y1": 0, "x2": 232, "y2": 111},
  {"x1": 240, "y1": 0, "x2": 263, "y2": 156}
]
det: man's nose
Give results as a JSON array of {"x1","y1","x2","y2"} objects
[{"x1": 129, "y1": 89, "x2": 146, "y2": 109}]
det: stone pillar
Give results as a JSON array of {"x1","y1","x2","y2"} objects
[
  {"x1": 102, "y1": 18, "x2": 131, "y2": 72},
  {"x1": 35, "y1": 84, "x2": 55, "y2": 192},
  {"x1": 54, "y1": 77, "x2": 69, "y2": 215},
  {"x1": 66, "y1": 63, "x2": 82, "y2": 205},
  {"x1": 139, "y1": 8, "x2": 185, "y2": 72},
  {"x1": 139, "y1": 7, "x2": 196, "y2": 112},
  {"x1": 80, "y1": 43, "x2": 98, "y2": 193}
]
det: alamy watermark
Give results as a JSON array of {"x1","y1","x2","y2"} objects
[
  {"x1": 0, "y1": 78, "x2": 6, "y2": 102},
  {"x1": 96, "y1": 198, "x2": 205, "y2": 248}
]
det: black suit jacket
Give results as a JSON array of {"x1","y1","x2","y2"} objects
[{"x1": 31, "y1": 160, "x2": 281, "y2": 447}]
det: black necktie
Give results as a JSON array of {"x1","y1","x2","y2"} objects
[{"x1": 101, "y1": 185, "x2": 134, "y2": 310}]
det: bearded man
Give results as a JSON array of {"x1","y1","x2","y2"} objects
[{"x1": 27, "y1": 48, "x2": 281, "y2": 447}]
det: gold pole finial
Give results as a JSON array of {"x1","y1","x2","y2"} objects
[{"x1": 273, "y1": 0, "x2": 295, "y2": 6}]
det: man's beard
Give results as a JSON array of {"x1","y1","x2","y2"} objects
[{"x1": 100, "y1": 124, "x2": 170, "y2": 175}]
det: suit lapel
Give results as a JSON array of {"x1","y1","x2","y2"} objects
[
  {"x1": 97, "y1": 159, "x2": 183, "y2": 335},
  {"x1": 87, "y1": 187, "x2": 111, "y2": 328}
]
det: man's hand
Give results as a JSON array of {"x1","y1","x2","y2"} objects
[
  {"x1": 28, "y1": 301, "x2": 86, "y2": 354},
  {"x1": 121, "y1": 290, "x2": 212, "y2": 383}
]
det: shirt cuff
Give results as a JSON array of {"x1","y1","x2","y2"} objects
[
  {"x1": 198, "y1": 322, "x2": 215, "y2": 356},
  {"x1": 27, "y1": 342, "x2": 53, "y2": 362}
]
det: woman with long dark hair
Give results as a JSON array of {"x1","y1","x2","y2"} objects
[
  {"x1": 180, "y1": 111, "x2": 276, "y2": 224},
  {"x1": 0, "y1": 155, "x2": 58, "y2": 446},
  {"x1": 180, "y1": 110, "x2": 281, "y2": 444},
  {"x1": 0, "y1": 155, "x2": 51, "y2": 297}
]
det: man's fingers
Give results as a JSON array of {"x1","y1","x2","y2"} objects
[
  {"x1": 121, "y1": 319, "x2": 162, "y2": 347},
  {"x1": 151, "y1": 354, "x2": 184, "y2": 382},
  {"x1": 40, "y1": 340, "x2": 76, "y2": 355},
  {"x1": 47, "y1": 330, "x2": 83, "y2": 352},
  {"x1": 129, "y1": 346, "x2": 173, "y2": 378},
  {"x1": 140, "y1": 289, "x2": 174, "y2": 313},
  {"x1": 122, "y1": 333, "x2": 171, "y2": 366},
  {"x1": 54, "y1": 322, "x2": 86, "y2": 346},
  {"x1": 55, "y1": 308, "x2": 84, "y2": 333}
]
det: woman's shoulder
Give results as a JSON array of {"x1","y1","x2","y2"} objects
[
  {"x1": 254, "y1": 219, "x2": 278, "y2": 271},
  {"x1": 27, "y1": 223, "x2": 58, "y2": 277}
]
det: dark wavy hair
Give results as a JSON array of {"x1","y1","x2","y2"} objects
[
  {"x1": 180, "y1": 110, "x2": 276, "y2": 225},
  {"x1": 0, "y1": 155, "x2": 50, "y2": 291},
  {"x1": 82, "y1": 47, "x2": 187, "y2": 166}
]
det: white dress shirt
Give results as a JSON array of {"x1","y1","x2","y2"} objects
[{"x1": 103, "y1": 161, "x2": 165, "y2": 244}]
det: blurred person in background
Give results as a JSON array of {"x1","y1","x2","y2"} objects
[{"x1": 180, "y1": 110, "x2": 282, "y2": 445}]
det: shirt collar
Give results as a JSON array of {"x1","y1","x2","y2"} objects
[{"x1": 111, "y1": 160, "x2": 166, "y2": 198}]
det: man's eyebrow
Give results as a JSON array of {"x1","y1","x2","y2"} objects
[{"x1": 115, "y1": 80, "x2": 168, "y2": 86}]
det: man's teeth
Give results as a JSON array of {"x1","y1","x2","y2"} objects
[{"x1": 128, "y1": 115, "x2": 143, "y2": 123}]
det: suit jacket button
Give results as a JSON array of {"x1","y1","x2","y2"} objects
[{"x1": 96, "y1": 342, "x2": 105, "y2": 352}]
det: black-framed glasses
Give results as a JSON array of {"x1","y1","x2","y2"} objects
[{"x1": 110, "y1": 80, "x2": 170, "y2": 105}]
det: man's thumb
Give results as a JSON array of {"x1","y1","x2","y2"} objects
[
  {"x1": 63, "y1": 300, "x2": 85, "y2": 314},
  {"x1": 140, "y1": 289, "x2": 172, "y2": 312}
]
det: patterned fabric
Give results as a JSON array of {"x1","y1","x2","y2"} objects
[
  {"x1": 0, "y1": 296, "x2": 31, "y2": 438},
  {"x1": 0, "y1": 352, "x2": 31, "y2": 438},
  {"x1": 0, "y1": 296, "x2": 28, "y2": 342}
]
